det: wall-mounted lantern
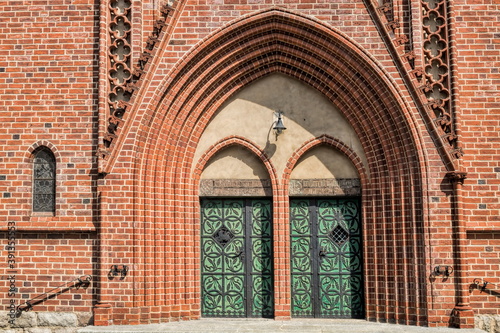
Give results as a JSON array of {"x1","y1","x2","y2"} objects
[{"x1": 273, "y1": 111, "x2": 286, "y2": 139}]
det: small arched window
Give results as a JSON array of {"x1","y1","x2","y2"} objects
[{"x1": 33, "y1": 147, "x2": 56, "y2": 213}]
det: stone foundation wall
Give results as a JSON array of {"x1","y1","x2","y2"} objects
[
  {"x1": 0, "y1": 311, "x2": 92, "y2": 333},
  {"x1": 476, "y1": 315, "x2": 500, "y2": 333}
]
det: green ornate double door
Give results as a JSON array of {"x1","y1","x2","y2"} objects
[
  {"x1": 290, "y1": 198, "x2": 364, "y2": 318},
  {"x1": 201, "y1": 198, "x2": 273, "y2": 318}
]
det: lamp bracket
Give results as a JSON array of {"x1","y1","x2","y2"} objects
[
  {"x1": 433, "y1": 265, "x2": 453, "y2": 277},
  {"x1": 109, "y1": 265, "x2": 129, "y2": 279}
]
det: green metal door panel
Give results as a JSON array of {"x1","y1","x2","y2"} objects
[
  {"x1": 290, "y1": 199, "x2": 314, "y2": 317},
  {"x1": 251, "y1": 238, "x2": 273, "y2": 275},
  {"x1": 250, "y1": 200, "x2": 272, "y2": 274},
  {"x1": 291, "y1": 237, "x2": 312, "y2": 273},
  {"x1": 222, "y1": 200, "x2": 245, "y2": 276},
  {"x1": 201, "y1": 200, "x2": 223, "y2": 235},
  {"x1": 201, "y1": 198, "x2": 273, "y2": 318},
  {"x1": 340, "y1": 238, "x2": 363, "y2": 273},
  {"x1": 201, "y1": 275, "x2": 223, "y2": 316},
  {"x1": 291, "y1": 275, "x2": 313, "y2": 316},
  {"x1": 201, "y1": 199, "x2": 246, "y2": 317},
  {"x1": 223, "y1": 200, "x2": 245, "y2": 235},
  {"x1": 290, "y1": 198, "x2": 364, "y2": 319},
  {"x1": 290, "y1": 200, "x2": 312, "y2": 235},
  {"x1": 341, "y1": 274, "x2": 364, "y2": 317},
  {"x1": 249, "y1": 200, "x2": 273, "y2": 317},
  {"x1": 202, "y1": 239, "x2": 224, "y2": 273},
  {"x1": 251, "y1": 200, "x2": 272, "y2": 237},
  {"x1": 318, "y1": 238, "x2": 338, "y2": 273},
  {"x1": 318, "y1": 275, "x2": 342, "y2": 316},
  {"x1": 251, "y1": 274, "x2": 273, "y2": 316},
  {"x1": 346, "y1": 274, "x2": 364, "y2": 318},
  {"x1": 223, "y1": 275, "x2": 245, "y2": 316},
  {"x1": 290, "y1": 200, "x2": 313, "y2": 275},
  {"x1": 224, "y1": 239, "x2": 245, "y2": 273}
]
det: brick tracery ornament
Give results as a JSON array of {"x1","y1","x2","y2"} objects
[
  {"x1": 105, "y1": 0, "x2": 133, "y2": 148},
  {"x1": 378, "y1": 0, "x2": 394, "y2": 25},
  {"x1": 374, "y1": 0, "x2": 463, "y2": 163},
  {"x1": 102, "y1": 1, "x2": 175, "y2": 152},
  {"x1": 421, "y1": 0, "x2": 458, "y2": 153}
]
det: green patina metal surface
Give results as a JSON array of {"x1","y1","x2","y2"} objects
[
  {"x1": 201, "y1": 199, "x2": 273, "y2": 318},
  {"x1": 290, "y1": 198, "x2": 364, "y2": 318}
]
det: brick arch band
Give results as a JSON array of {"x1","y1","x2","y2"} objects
[
  {"x1": 282, "y1": 135, "x2": 368, "y2": 187},
  {"x1": 192, "y1": 136, "x2": 278, "y2": 192},
  {"x1": 25, "y1": 140, "x2": 61, "y2": 163},
  {"x1": 127, "y1": 9, "x2": 428, "y2": 325}
]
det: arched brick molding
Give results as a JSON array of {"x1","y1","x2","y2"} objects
[
  {"x1": 106, "y1": 8, "x2": 430, "y2": 325},
  {"x1": 192, "y1": 136, "x2": 278, "y2": 188},
  {"x1": 283, "y1": 135, "x2": 368, "y2": 186},
  {"x1": 25, "y1": 140, "x2": 61, "y2": 163}
]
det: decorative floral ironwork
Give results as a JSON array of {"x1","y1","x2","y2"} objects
[
  {"x1": 290, "y1": 199, "x2": 363, "y2": 318},
  {"x1": 212, "y1": 225, "x2": 235, "y2": 248},
  {"x1": 201, "y1": 199, "x2": 273, "y2": 318}
]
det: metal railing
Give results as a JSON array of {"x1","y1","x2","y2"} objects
[
  {"x1": 17, "y1": 275, "x2": 92, "y2": 312},
  {"x1": 473, "y1": 278, "x2": 500, "y2": 296}
]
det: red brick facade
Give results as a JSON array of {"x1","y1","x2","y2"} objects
[{"x1": 1, "y1": 0, "x2": 498, "y2": 329}]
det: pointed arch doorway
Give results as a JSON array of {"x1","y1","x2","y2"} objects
[
  {"x1": 200, "y1": 198, "x2": 274, "y2": 318},
  {"x1": 288, "y1": 143, "x2": 364, "y2": 319},
  {"x1": 158, "y1": 9, "x2": 430, "y2": 324},
  {"x1": 198, "y1": 143, "x2": 275, "y2": 318},
  {"x1": 194, "y1": 72, "x2": 368, "y2": 319},
  {"x1": 290, "y1": 197, "x2": 363, "y2": 318}
]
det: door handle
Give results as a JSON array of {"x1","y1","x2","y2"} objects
[
  {"x1": 238, "y1": 248, "x2": 245, "y2": 262},
  {"x1": 319, "y1": 247, "x2": 327, "y2": 259}
]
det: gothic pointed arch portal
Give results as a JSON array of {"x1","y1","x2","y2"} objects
[
  {"x1": 197, "y1": 138, "x2": 276, "y2": 318},
  {"x1": 130, "y1": 8, "x2": 429, "y2": 325}
]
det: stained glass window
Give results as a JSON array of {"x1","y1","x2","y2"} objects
[{"x1": 33, "y1": 147, "x2": 56, "y2": 213}]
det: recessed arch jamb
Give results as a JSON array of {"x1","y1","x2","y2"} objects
[{"x1": 122, "y1": 8, "x2": 430, "y2": 324}]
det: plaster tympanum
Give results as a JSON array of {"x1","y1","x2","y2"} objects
[
  {"x1": 201, "y1": 145, "x2": 269, "y2": 179},
  {"x1": 290, "y1": 146, "x2": 359, "y2": 180},
  {"x1": 196, "y1": 73, "x2": 366, "y2": 180}
]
